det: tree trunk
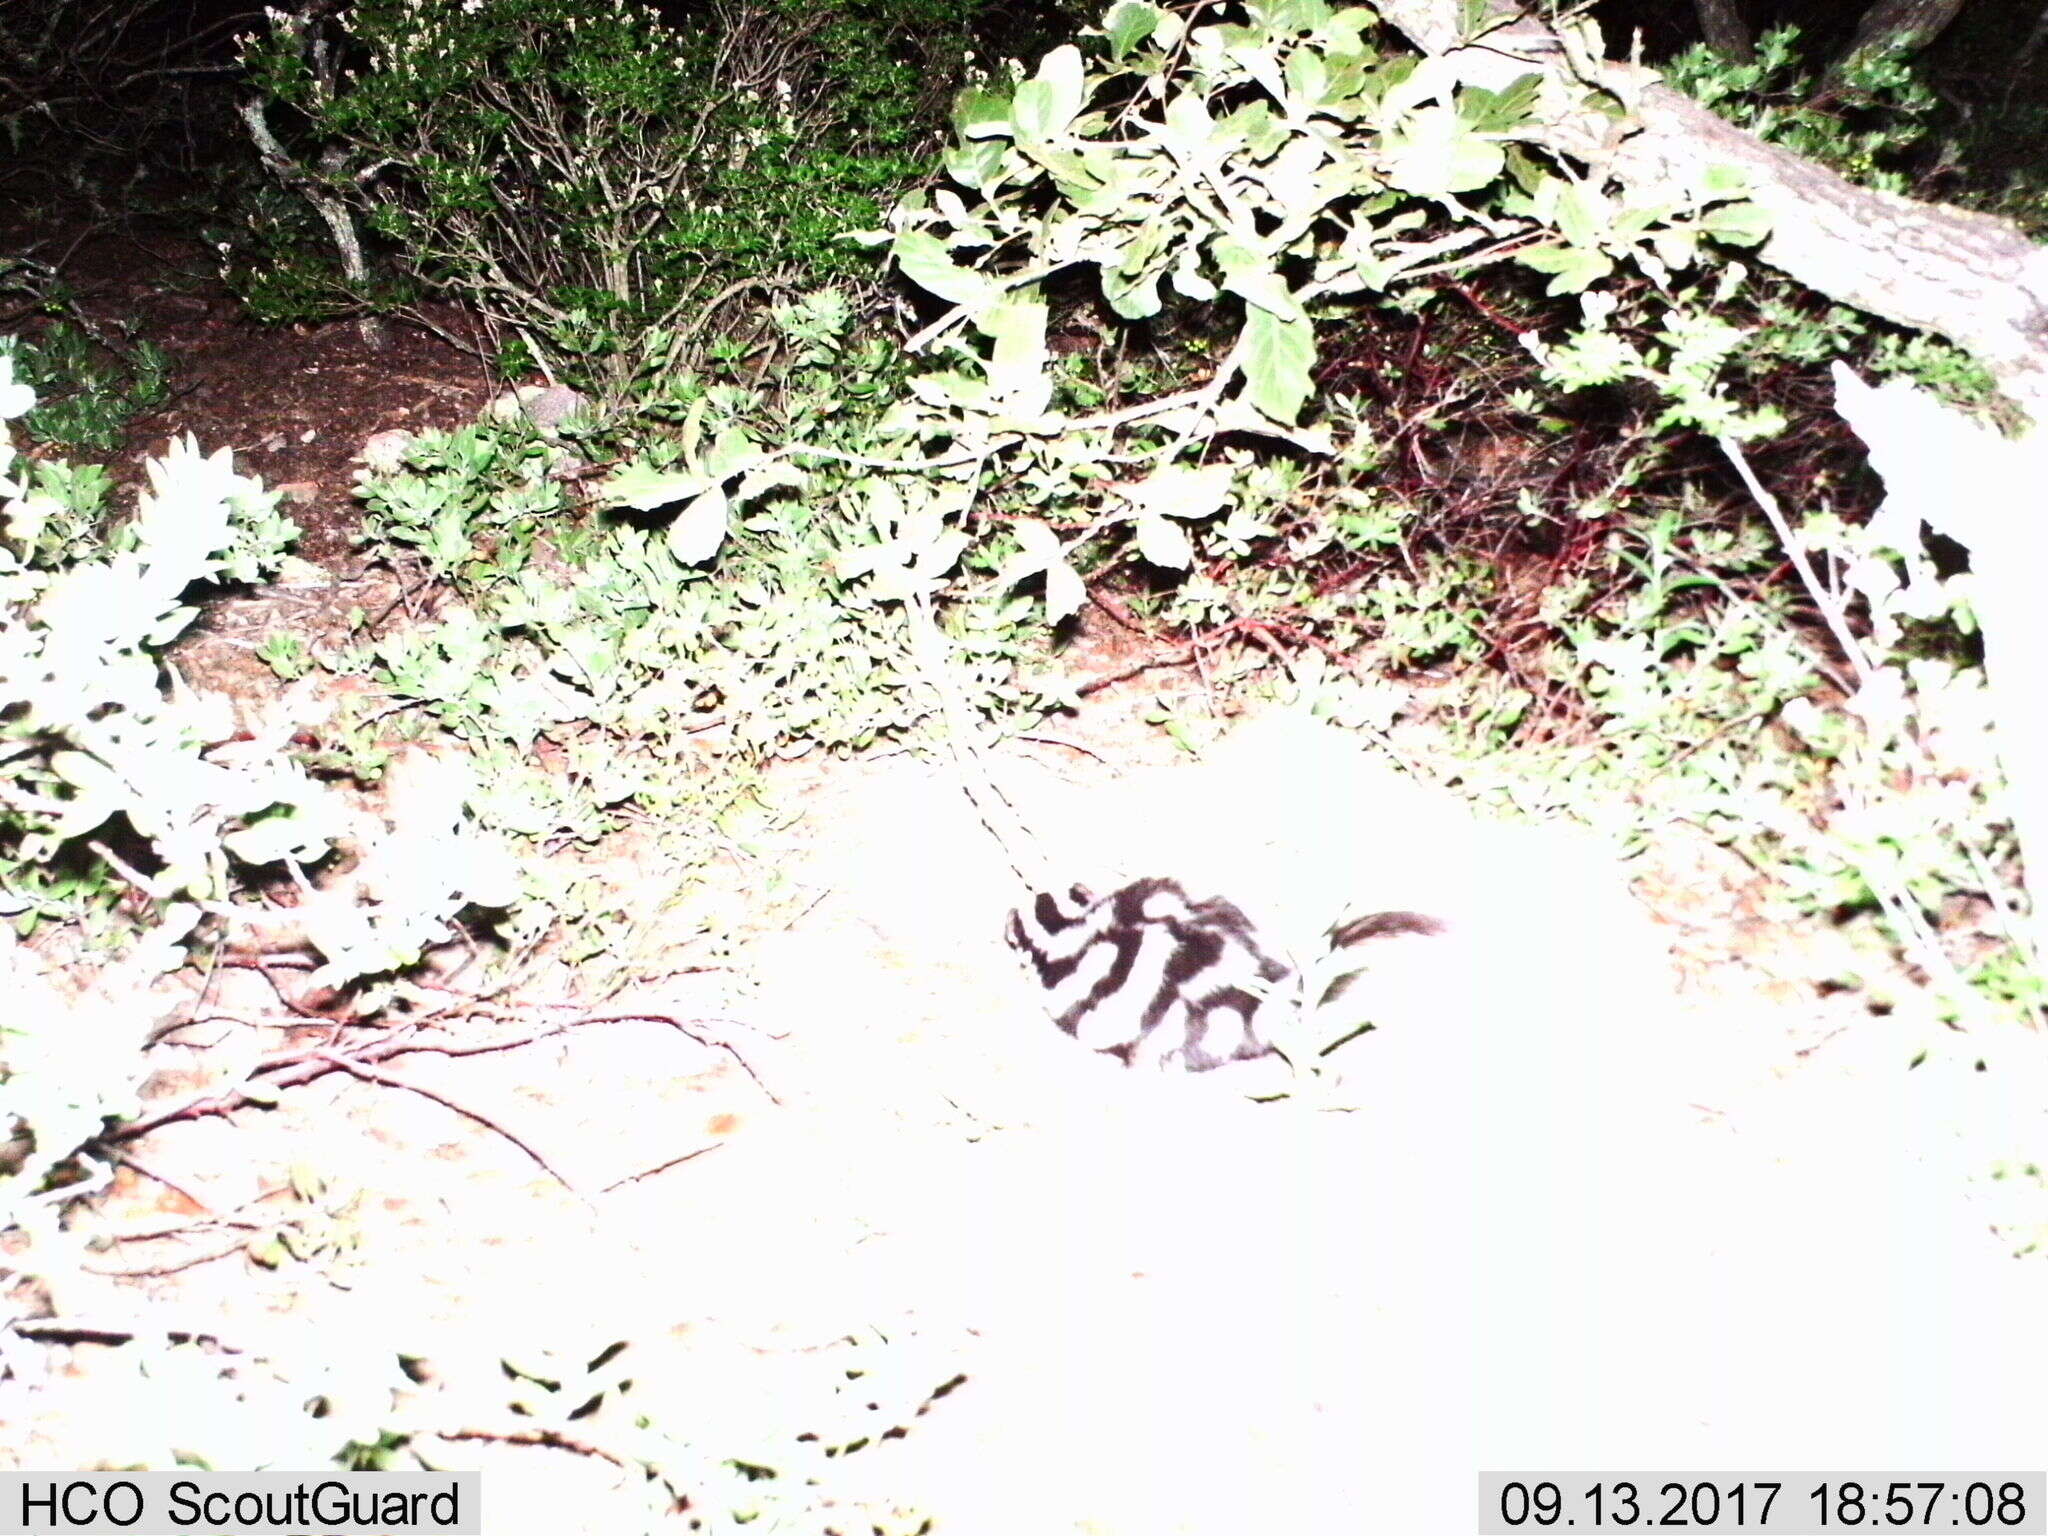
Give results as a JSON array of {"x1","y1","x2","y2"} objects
[
  {"x1": 1370, "y1": 0, "x2": 2048, "y2": 425},
  {"x1": 237, "y1": 97, "x2": 389, "y2": 351},
  {"x1": 1835, "y1": 0, "x2": 1970, "y2": 71},
  {"x1": 1692, "y1": 0, "x2": 1755, "y2": 64}
]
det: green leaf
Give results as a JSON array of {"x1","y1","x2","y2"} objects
[
  {"x1": 945, "y1": 139, "x2": 1009, "y2": 191},
  {"x1": 1133, "y1": 511, "x2": 1194, "y2": 568},
  {"x1": 1516, "y1": 243, "x2": 1614, "y2": 295},
  {"x1": 1356, "y1": 53, "x2": 1418, "y2": 113},
  {"x1": 1264, "y1": 135, "x2": 1334, "y2": 214},
  {"x1": 1503, "y1": 144, "x2": 1547, "y2": 198},
  {"x1": 1014, "y1": 45, "x2": 1085, "y2": 142},
  {"x1": 666, "y1": 485, "x2": 730, "y2": 565},
  {"x1": 679, "y1": 394, "x2": 710, "y2": 462},
  {"x1": 1221, "y1": 34, "x2": 1288, "y2": 108},
  {"x1": 1266, "y1": 0, "x2": 1332, "y2": 32},
  {"x1": 1020, "y1": 144, "x2": 1110, "y2": 202},
  {"x1": 1553, "y1": 180, "x2": 1606, "y2": 248},
  {"x1": 224, "y1": 804, "x2": 334, "y2": 867},
  {"x1": 908, "y1": 368, "x2": 993, "y2": 410},
  {"x1": 1040, "y1": 561, "x2": 1089, "y2": 626},
  {"x1": 599, "y1": 462, "x2": 710, "y2": 512},
  {"x1": 1121, "y1": 463, "x2": 1236, "y2": 521},
  {"x1": 733, "y1": 459, "x2": 806, "y2": 507},
  {"x1": 1214, "y1": 237, "x2": 1305, "y2": 319},
  {"x1": 45, "y1": 749, "x2": 118, "y2": 840},
  {"x1": 1102, "y1": 265, "x2": 1164, "y2": 320},
  {"x1": 1317, "y1": 6, "x2": 1375, "y2": 53},
  {"x1": 1220, "y1": 258, "x2": 1305, "y2": 324},
  {"x1": 1377, "y1": 52, "x2": 1455, "y2": 124},
  {"x1": 1539, "y1": 327, "x2": 1640, "y2": 390},
  {"x1": 1284, "y1": 46, "x2": 1329, "y2": 112},
  {"x1": 1461, "y1": 73, "x2": 1540, "y2": 133},
  {"x1": 1698, "y1": 163, "x2": 1752, "y2": 200},
  {"x1": 996, "y1": 518, "x2": 1058, "y2": 586},
  {"x1": 1455, "y1": 0, "x2": 1497, "y2": 39},
  {"x1": 1157, "y1": 91, "x2": 1218, "y2": 158},
  {"x1": 1170, "y1": 252, "x2": 1218, "y2": 301},
  {"x1": 705, "y1": 423, "x2": 760, "y2": 478},
  {"x1": 1240, "y1": 307, "x2": 1315, "y2": 424},
  {"x1": 1045, "y1": 557, "x2": 1085, "y2": 622},
  {"x1": 892, "y1": 232, "x2": 997, "y2": 309},
  {"x1": 1384, "y1": 104, "x2": 1504, "y2": 196},
  {"x1": 1699, "y1": 202, "x2": 1772, "y2": 246},
  {"x1": 1648, "y1": 225, "x2": 1701, "y2": 275},
  {"x1": 915, "y1": 530, "x2": 970, "y2": 581},
  {"x1": 998, "y1": 519, "x2": 1085, "y2": 621},
  {"x1": 1228, "y1": 101, "x2": 1289, "y2": 160},
  {"x1": 954, "y1": 85, "x2": 1013, "y2": 141},
  {"x1": 983, "y1": 296, "x2": 1049, "y2": 398},
  {"x1": 1104, "y1": 0, "x2": 1163, "y2": 60}
]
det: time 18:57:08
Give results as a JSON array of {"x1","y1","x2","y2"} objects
[{"x1": 1499, "y1": 1478, "x2": 2033, "y2": 1529}]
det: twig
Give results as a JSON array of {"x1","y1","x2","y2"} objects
[
  {"x1": 900, "y1": 581, "x2": 1059, "y2": 894},
  {"x1": 1717, "y1": 436, "x2": 1873, "y2": 688},
  {"x1": 434, "y1": 1427, "x2": 643, "y2": 1476},
  {"x1": 598, "y1": 1141, "x2": 724, "y2": 1193},
  {"x1": 309, "y1": 1049, "x2": 588, "y2": 1205},
  {"x1": 1722, "y1": 433, "x2": 1993, "y2": 1023},
  {"x1": 374, "y1": 1024, "x2": 578, "y2": 1058},
  {"x1": 111, "y1": 1038, "x2": 423, "y2": 1138},
  {"x1": 118, "y1": 1002, "x2": 774, "y2": 1154},
  {"x1": 1961, "y1": 838, "x2": 2045, "y2": 1031},
  {"x1": 1016, "y1": 732, "x2": 1111, "y2": 762},
  {"x1": 574, "y1": 1013, "x2": 782, "y2": 1106},
  {"x1": 85, "y1": 838, "x2": 170, "y2": 903},
  {"x1": 104, "y1": 1151, "x2": 218, "y2": 1219},
  {"x1": 672, "y1": 277, "x2": 772, "y2": 345},
  {"x1": 1084, "y1": 585, "x2": 1162, "y2": 639},
  {"x1": 87, "y1": 1243, "x2": 252, "y2": 1280}
]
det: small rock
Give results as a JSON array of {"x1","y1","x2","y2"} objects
[
  {"x1": 357, "y1": 429, "x2": 417, "y2": 472},
  {"x1": 486, "y1": 384, "x2": 591, "y2": 434},
  {"x1": 273, "y1": 556, "x2": 332, "y2": 589},
  {"x1": 275, "y1": 481, "x2": 321, "y2": 504}
]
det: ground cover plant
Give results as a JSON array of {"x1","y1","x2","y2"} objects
[{"x1": 0, "y1": 324, "x2": 172, "y2": 454}]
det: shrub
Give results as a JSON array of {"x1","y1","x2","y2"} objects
[
  {"x1": 237, "y1": 0, "x2": 987, "y2": 383},
  {"x1": 1, "y1": 323, "x2": 171, "y2": 454}
]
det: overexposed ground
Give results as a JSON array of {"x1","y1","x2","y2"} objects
[
  {"x1": 18, "y1": 706, "x2": 2048, "y2": 1534},
  {"x1": 742, "y1": 708, "x2": 2048, "y2": 1532}
]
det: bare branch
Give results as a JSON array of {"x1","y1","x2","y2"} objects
[{"x1": 237, "y1": 95, "x2": 389, "y2": 349}]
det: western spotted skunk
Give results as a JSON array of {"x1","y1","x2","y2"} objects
[{"x1": 1006, "y1": 877, "x2": 1445, "y2": 1072}]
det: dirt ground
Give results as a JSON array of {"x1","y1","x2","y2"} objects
[{"x1": 6, "y1": 253, "x2": 2048, "y2": 1533}]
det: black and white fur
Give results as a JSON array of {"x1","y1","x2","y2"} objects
[{"x1": 1006, "y1": 877, "x2": 1444, "y2": 1072}]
